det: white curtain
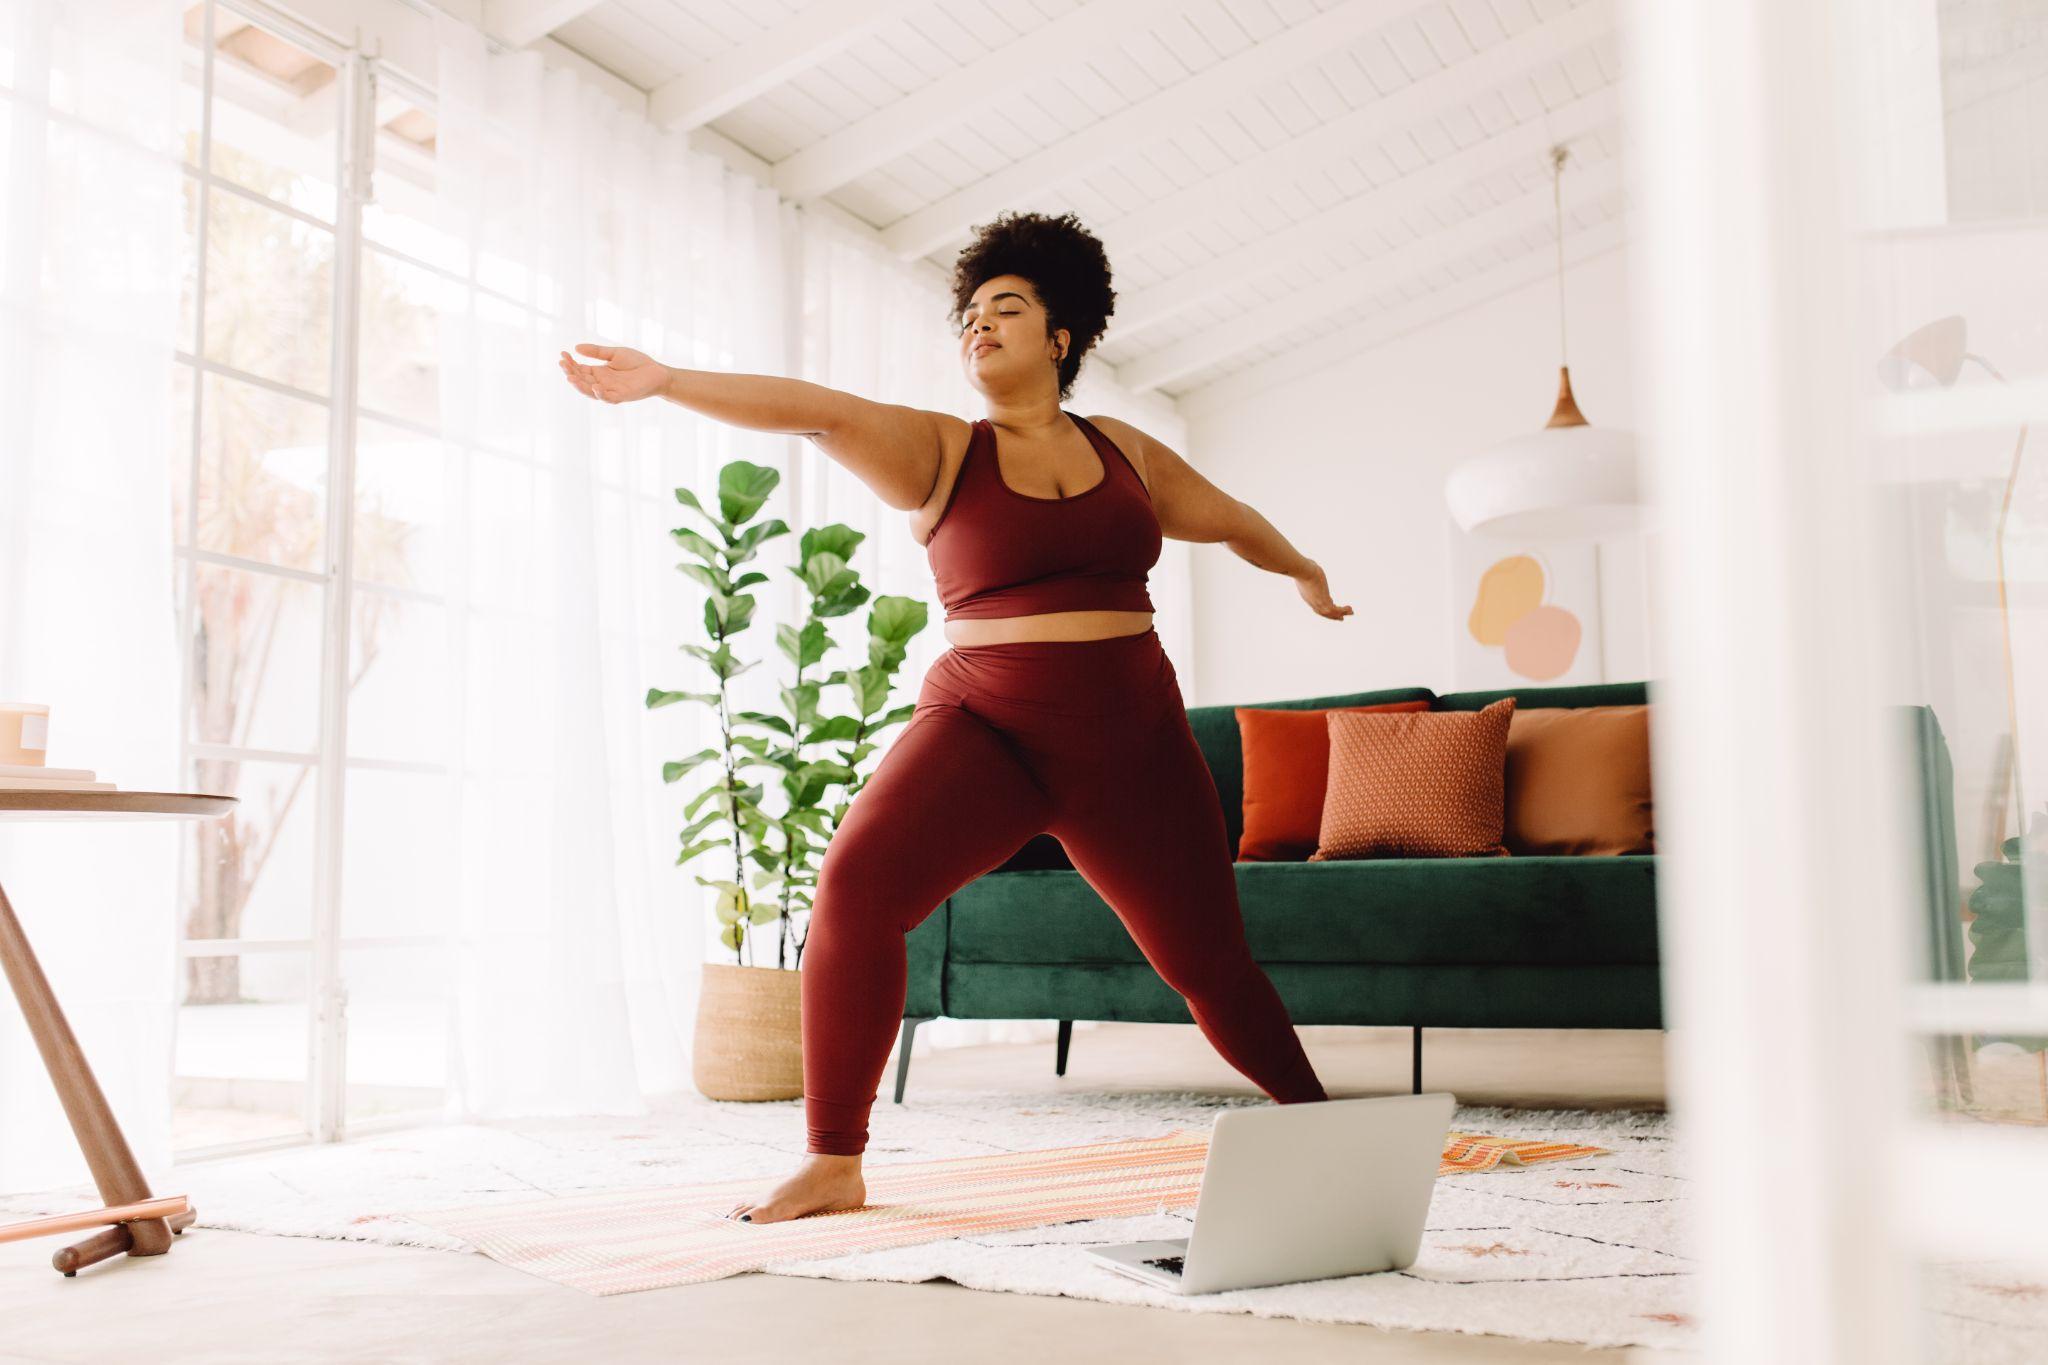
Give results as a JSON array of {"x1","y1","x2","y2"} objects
[
  {"x1": 0, "y1": 0, "x2": 186, "y2": 1192},
  {"x1": 428, "y1": 15, "x2": 798, "y2": 1116}
]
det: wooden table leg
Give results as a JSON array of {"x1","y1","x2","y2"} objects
[{"x1": 0, "y1": 876, "x2": 185, "y2": 1273}]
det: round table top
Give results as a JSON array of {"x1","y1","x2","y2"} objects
[{"x1": 0, "y1": 791, "x2": 239, "y2": 822}]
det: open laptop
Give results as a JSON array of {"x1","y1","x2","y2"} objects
[{"x1": 1087, "y1": 1091, "x2": 1455, "y2": 1296}]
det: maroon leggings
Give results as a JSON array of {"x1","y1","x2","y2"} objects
[{"x1": 799, "y1": 626, "x2": 1328, "y2": 1156}]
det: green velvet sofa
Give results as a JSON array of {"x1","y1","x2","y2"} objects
[{"x1": 892, "y1": 679, "x2": 1963, "y2": 1104}]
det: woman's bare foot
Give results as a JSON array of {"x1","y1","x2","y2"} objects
[{"x1": 726, "y1": 1153, "x2": 867, "y2": 1225}]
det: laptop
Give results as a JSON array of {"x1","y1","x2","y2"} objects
[{"x1": 1087, "y1": 1091, "x2": 1455, "y2": 1296}]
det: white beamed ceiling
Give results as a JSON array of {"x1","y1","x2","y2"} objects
[{"x1": 524, "y1": 0, "x2": 1628, "y2": 405}]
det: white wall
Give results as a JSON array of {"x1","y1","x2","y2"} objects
[{"x1": 1175, "y1": 243, "x2": 1658, "y2": 708}]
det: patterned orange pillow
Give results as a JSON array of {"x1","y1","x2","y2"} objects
[
  {"x1": 1235, "y1": 701, "x2": 1434, "y2": 861},
  {"x1": 1310, "y1": 697, "x2": 1517, "y2": 860}
]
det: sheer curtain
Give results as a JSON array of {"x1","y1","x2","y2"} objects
[
  {"x1": 0, "y1": 0, "x2": 186, "y2": 1192},
  {"x1": 428, "y1": 14, "x2": 791, "y2": 1115}
]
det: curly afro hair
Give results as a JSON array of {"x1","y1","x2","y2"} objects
[{"x1": 949, "y1": 210, "x2": 1115, "y2": 402}]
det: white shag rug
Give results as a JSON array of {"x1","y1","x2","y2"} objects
[{"x1": 2, "y1": 1087, "x2": 2041, "y2": 1358}]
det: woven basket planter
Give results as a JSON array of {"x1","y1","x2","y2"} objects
[{"x1": 692, "y1": 962, "x2": 803, "y2": 1101}]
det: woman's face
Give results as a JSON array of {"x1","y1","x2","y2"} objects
[{"x1": 959, "y1": 274, "x2": 1066, "y2": 396}]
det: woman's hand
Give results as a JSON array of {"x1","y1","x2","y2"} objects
[
  {"x1": 1294, "y1": 560, "x2": 1352, "y2": 621},
  {"x1": 559, "y1": 343, "x2": 669, "y2": 404}
]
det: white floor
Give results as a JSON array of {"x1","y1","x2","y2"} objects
[{"x1": 5, "y1": 1023, "x2": 1680, "y2": 1364}]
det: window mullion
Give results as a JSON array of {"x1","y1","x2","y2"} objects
[{"x1": 306, "y1": 45, "x2": 374, "y2": 1147}]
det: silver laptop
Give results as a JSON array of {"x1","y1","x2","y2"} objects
[{"x1": 1087, "y1": 1091, "x2": 1455, "y2": 1296}]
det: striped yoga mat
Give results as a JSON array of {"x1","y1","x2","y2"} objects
[{"x1": 402, "y1": 1128, "x2": 1607, "y2": 1297}]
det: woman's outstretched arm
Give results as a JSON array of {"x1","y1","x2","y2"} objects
[
  {"x1": 1090, "y1": 414, "x2": 1352, "y2": 623},
  {"x1": 560, "y1": 342, "x2": 948, "y2": 512}
]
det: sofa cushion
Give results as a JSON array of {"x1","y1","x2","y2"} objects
[
  {"x1": 1187, "y1": 685, "x2": 1437, "y2": 858},
  {"x1": 1436, "y1": 680, "x2": 1655, "y2": 710},
  {"x1": 1235, "y1": 700, "x2": 1433, "y2": 861},
  {"x1": 1505, "y1": 705, "x2": 1656, "y2": 855},
  {"x1": 947, "y1": 856, "x2": 1659, "y2": 967},
  {"x1": 1312, "y1": 698, "x2": 1517, "y2": 859}
]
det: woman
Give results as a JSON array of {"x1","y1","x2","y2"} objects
[{"x1": 559, "y1": 210, "x2": 1352, "y2": 1225}]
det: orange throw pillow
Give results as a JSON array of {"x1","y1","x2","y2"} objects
[
  {"x1": 1236, "y1": 701, "x2": 1432, "y2": 861},
  {"x1": 1310, "y1": 698, "x2": 1517, "y2": 860},
  {"x1": 1504, "y1": 705, "x2": 1656, "y2": 855}
]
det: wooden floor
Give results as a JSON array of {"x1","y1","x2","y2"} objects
[{"x1": 0, "y1": 1024, "x2": 1681, "y2": 1365}]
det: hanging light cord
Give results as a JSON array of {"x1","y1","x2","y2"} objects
[{"x1": 1552, "y1": 143, "x2": 1569, "y2": 367}]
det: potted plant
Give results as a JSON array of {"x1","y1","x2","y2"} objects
[
  {"x1": 646, "y1": 459, "x2": 926, "y2": 1100},
  {"x1": 1964, "y1": 807, "x2": 2047, "y2": 1120}
]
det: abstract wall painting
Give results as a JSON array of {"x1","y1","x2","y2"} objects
[{"x1": 1451, "y1": 533, "x2": 1605, "y2": 688}]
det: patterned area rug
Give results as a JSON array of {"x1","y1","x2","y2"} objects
[
  {"x1": 0, "y1": 1087, "x2": 2041, "y2": 1357},
  {"x1": 402, "y1": 1128, "x2": 1610, "y2": 1296}
]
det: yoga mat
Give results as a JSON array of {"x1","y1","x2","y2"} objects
[{"x1": 402, "y1": 1128, "x2": 1608, "y2": 1297}]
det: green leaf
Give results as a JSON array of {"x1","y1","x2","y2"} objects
[
  {"x1": 669, "y1": 527, "x2": 724, "y2": 563},
  {"x1": 675, "y1": 838, "x2": 721, "y2": 866},
  {"x1": 704, "y1": 592, "x2": 758, "y2": 638},
  {"x1": 645, "y1": 687, "x2": 721, "y2": 710},
  {"x1": 814, "y1": 584, "x2": 871, "y2": 620},
  {"x1": 717, "y1": 461, "x2": 782, "y2": 525},
  {"x1": 798, "y1": 550, "x2": 852, "y2": 598},
  {"x1": 843, "y1": 665, "x2": 886, "y2": 718},
  {"x1": 672, "y1": 561, "x2": 730, "y2": 595},
  {"x1": 778, "y1": 681, "x2": 824, "y2": 727},
  {"x1": 661, "y1": 747, "x2": 722, "y2": 783},
  {"x1": 681, "y1": 642, "x2": 756, "y2": 683},
  {"x1": 678, "y1": 809, "x2": 724, "y2": 840},
  {"x1": 729, "y1": 518, "x2": 791, "y2": 563},
  {"x1": 719, "y1": 922, "x2": 744, "y2": 950},
  {"x1": 802, "y1": 715, "x2": 862, "y2": 744},
  {"x1": 673, "y1": 485, "x2": 732, "y2": 532},
  {"x1": 800, "y1": 524, "x2": 866, "y2": 564},
  {"x1": 776, "y1": 620, "x2": 831, "y2": 670},
  {"x1": 868, "y1": 595, "x2": 929, "y2": 643},
  {"x1": 713, "y1": 883, "x2": 749, "y2": 924},
  {"x1": 732, "y1": 710, "x2": 793, "y2": 736}
]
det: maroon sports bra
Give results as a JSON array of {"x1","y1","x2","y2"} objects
[{"x1": 924, "y1": 412, "x2": 1162, "y2": 621}]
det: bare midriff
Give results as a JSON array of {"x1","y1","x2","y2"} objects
[{"x1": 943, "y1": 609, "x2": 1154, "y2": 647}]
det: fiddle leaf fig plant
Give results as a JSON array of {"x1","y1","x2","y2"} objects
[{"x1": 646, "y1": 458, "x2": 928, "y2": 969}]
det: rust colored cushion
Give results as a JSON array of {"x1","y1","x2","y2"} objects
[
  {"x1": 1504, "y1": 705, "x2": 1656, "y2": 855},
  {"x1": 1235, "y1": 701, "x2": 1433, "y2": 861},
  {"x1": 1310, "y1": 697, "x2": 1517, "y2": 860}
]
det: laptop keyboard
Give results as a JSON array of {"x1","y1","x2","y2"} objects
[{"x1": 1141, "y1": 1255, "x2": 1185, "y2": 1276}]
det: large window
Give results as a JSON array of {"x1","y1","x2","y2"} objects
[{"x1": 173, "y1": 0, "x2": 452, "y2": 1154}]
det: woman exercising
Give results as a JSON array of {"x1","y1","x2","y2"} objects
[{"x1": 559, "y1": 210, "x2": 1352, "y2": 1225}]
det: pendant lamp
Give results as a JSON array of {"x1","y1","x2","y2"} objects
[{"x1": 1445, "y1": 144, "x2": 1643, "y2": 541}]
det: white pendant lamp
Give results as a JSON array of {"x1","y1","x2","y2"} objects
[{"x1": 1445, "y1": 145, "x2": 1644, "y2": 542}]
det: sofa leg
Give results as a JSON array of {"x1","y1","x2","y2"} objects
[
  {"x1": 1055, "y1": 1020, "x2": 1072, "y2": 1077},
  {"x1": 894, "y1": 1016, "x2": 933, "y2": 1104},
  {"x1": 1412, "y1": 1026, "x2": 1423, "y2": 1095}
]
